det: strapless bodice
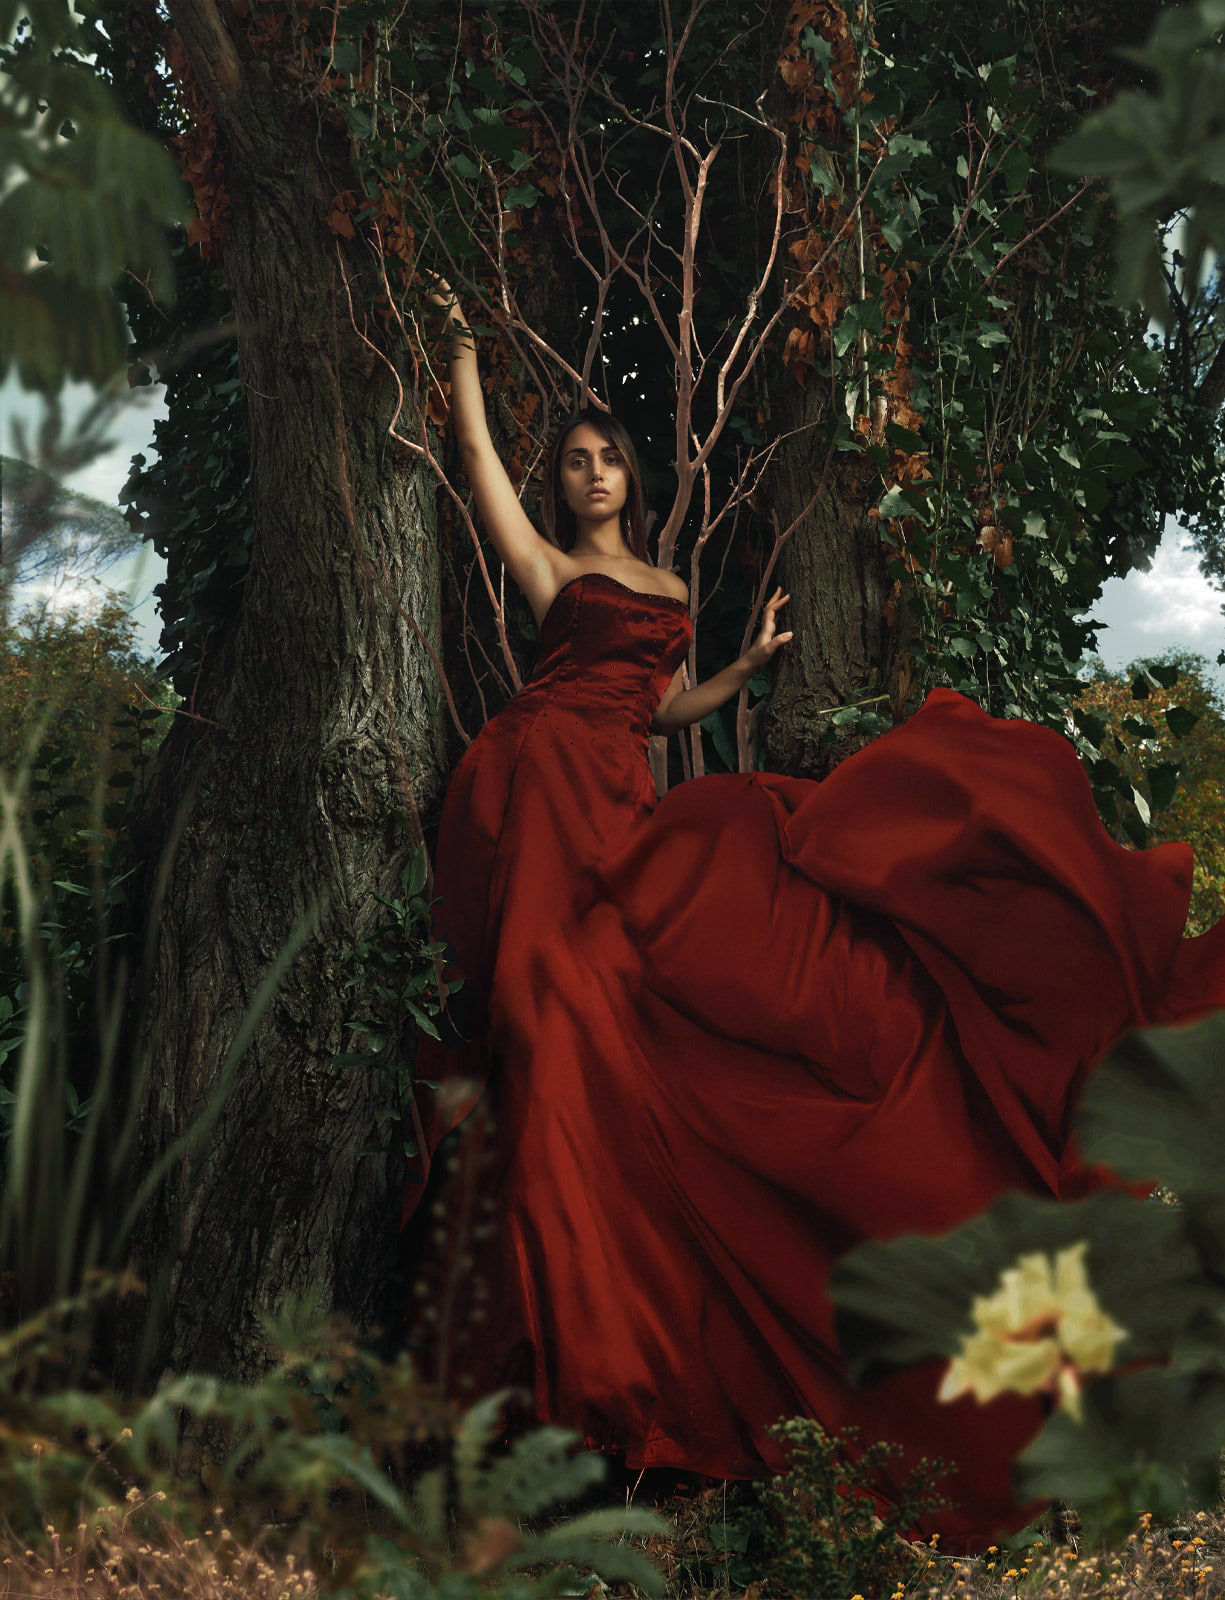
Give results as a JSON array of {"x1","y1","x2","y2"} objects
[{"x1": 514, "y1": 572, "x2": 693, "y2": 741}]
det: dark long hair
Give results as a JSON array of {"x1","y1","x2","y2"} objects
[{"x1": 539, "y1": 408, "x2": 650, "y2": 562}]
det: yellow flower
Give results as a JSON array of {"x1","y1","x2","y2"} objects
[{"x1": 936, "y1": 1241, "x2": 1125, "y2": 1419}]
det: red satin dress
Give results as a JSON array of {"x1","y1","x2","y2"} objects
[{"x1": 406, "y1": 570, "x2": 1225, "y2": 1547}]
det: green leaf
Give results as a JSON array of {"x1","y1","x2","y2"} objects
[
  {"x1": 1164, "y1": 705, "x2": 1199, "y2": 737},
  {"x1": 877, "y1": 483, "x2": 930, "y2": 521},
  {"x1": 345, "y1": 105, "x2": 372, "y2": 141},
  {"x1": 833, "y1": 296, "x2": 883, "y2": 358},
  {"x1": 1015, "y1": 1369, "x2": 1225, "y2": 1530},
  {"x1": 330, "y1": 38, "x2": 360, "y2": 74},
  {"x1": 700, "y1": 709, "x2": 736, "y2": 772},
  {"x1": 1146, "y1": 761, "x2": 1179, "y2": 811},
  {"x1": 405, "y1": 1000, "x2": 441, "y2": 1041},
  {"x1": 475, "y1": 1425, "x2": 606, "y2": 1520},
  {"x1": 448, "y1": 152, "x2": 480, "y2": 181},
  {"x1": 405, "y1": 845, "x2": 429, "y2": 899},
  {"x1": 504, "y1": 182, "x2": 540, "y2": 210},
  {"x1": 885, "y1": 422, "x2": 924, "y2": 452},
  {"x1": 1077, "y1": 1013, "x2": 1225, "y2": 1238}
]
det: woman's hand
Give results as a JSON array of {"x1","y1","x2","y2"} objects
[
  {"x1": 423, "y1": 275, "x2": 462, "y2": 328},
  {"x1": 744, "y1": 588, "x2": 793, "y2": 671}
]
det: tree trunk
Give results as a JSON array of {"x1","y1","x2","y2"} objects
[
  {"x1": 758, "y1": 406, "x2": 894, "y2": 778},
  {"x1": 756, "y1": 0, "x2": 898, "y2": 779},
  {"x1": 125, "y1": 3, "x2": 447, "y2": 1383}
]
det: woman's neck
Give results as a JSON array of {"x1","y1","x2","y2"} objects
[{"x1": 571, "y1": 529, "x2": 636, "y2": 563}]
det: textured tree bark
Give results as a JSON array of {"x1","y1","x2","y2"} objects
[
  {"x1": 754, "y1": 0, "x2": 899, "y2": 780},
  {"x1": 758, "y1": 435, "x2": 895, "y2": 779},
  {"x1": 124, "y1": 2, "x2": 447, "y2": 1383}
]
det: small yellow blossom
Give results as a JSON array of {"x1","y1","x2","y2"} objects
[{"x1": 937, "y1": 1241, "x2": 1125, "y2": 1418}]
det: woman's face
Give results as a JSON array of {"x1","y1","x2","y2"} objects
[{"x1": 557, "y1": 423, "x2": 629, "y2": 526}]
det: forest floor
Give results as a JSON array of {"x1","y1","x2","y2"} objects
[
  {"x1": 2, "y1": 1490, "x2": 1221, "y2": 1599},
  {"x1": 639, "y1": 1485, "x2": 1225, "y2": 1600}
]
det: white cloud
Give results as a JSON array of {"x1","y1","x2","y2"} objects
[
  {"x1": 1084, "y1": 518, "x2": 1224, "y2": 690},
  {"x1": 1129, "y1": 537, "x2": 1223, "y2": 640}
]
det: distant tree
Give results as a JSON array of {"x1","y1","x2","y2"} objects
[
  {"x1": 1073, "y1": 650, "x2": 1225, "y2": 934},
  {"x1": 0, "y1": 589, "x2": 171, "y2": 950},
  {"x1": 0, "y1": 594, "x2": 172, "y2": 1308}
]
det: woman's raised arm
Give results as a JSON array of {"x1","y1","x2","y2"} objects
[{"x1": 432, "y1": 288, "x2": 563, "y2": 619}]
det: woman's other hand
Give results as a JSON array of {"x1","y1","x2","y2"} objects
[{"x1": 744, "y1": 588, "x2": 793, "y2": 671}]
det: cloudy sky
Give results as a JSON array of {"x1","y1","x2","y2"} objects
[{"x1": 4, "y1": 374, "x2": 1223, "y2": 693}]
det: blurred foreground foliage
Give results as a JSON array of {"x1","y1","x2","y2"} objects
[
  {"x1": 0, "y1": 0, "x2": 186, "y2": 391},
  {"x1": 831, "y1": 1009, "x2": 1225, "y2": 1545},
  {"x1": 0, "y1": 1275, "x2": 666, "y2": 1598}
]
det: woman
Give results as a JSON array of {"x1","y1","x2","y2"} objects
[{"x1": 406, "y1": 289, "x2": 1225, "y2": 1546}]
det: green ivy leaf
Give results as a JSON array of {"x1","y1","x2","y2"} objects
[
  {"x1": 1146, "y1": 761, "x2": 1179, "y2": 811},
  {"x1": 1164, "y1": 705, "x2": 1199, "y2": 737},
  {"x1": 504, "y1": 182, "x2": 540, "y2": 210},
  {"x1": 345, "y1": 105, "x2": 372, "y2": 140}
]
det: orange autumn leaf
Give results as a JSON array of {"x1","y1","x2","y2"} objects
[
  {"x1": 977, "y1": 526, "x2": 1014, "y2": 568},
  {"x1": 778, "y1": 56, "x2": 815, "y2": 91},
  {"x1": 782, "y1": 325, "x2": 815, "y2": 367},
  {"x1": 426, "y1": 378, "x2": 450, "y2": 427}
]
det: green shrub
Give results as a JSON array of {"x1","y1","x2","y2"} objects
[{"x1": 0, "y1": 1275, "x2": 666, "y2": 1598}]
